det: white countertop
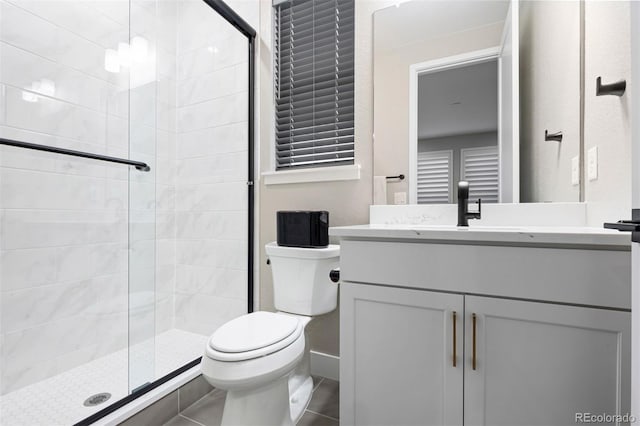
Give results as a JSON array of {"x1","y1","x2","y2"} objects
[{"x1": 329, "y1": 224, "x2": 631, "y2": 248}]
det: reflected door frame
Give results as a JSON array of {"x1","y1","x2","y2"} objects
[{"x1": 408, "y1": 47, "x2": 501, "y2": 204}]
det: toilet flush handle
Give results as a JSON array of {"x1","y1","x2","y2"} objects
[{"x1": 329, "y1": 268, "x2": 340, "y2": 283}]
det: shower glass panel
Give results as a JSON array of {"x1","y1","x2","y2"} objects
[
  {"x1": 0, "y1": 0, "x2": 253, "y2": 423},
  {"x1": 129, "y1": 0, "x2": 160, "y2": 393},
  {"x1": 0, "y1": 0, "x2": 133, "y2": 423}
]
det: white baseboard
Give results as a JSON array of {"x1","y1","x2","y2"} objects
[{"x1": 310, "y1": 351, "x2": 340, "y2": 382}]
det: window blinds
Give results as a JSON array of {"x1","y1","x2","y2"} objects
[
  {"x1": 417, "y1": 150, "x2": 453, "y2": 204},
  {"x1": 274, "y1": 0, "x2": 355, "y2": 170},
  {"x1": 460, "y1": 146, "x2": 499, "y2": 203}
]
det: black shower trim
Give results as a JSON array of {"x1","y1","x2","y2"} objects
[
  {"x1": 73, "y1": 359, "x2": 201, "y2": 426},
  {"x1": 203, "y1": 0, "x2": 257, "y2": 315}
]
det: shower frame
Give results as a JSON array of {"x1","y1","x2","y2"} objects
[{"x1": 74, "y1": 1, "x2": 256, "y2": 424}]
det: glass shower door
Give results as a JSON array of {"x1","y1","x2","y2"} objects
[
  {"x1": 0, "y1": 0, "x2": 254, "y2": 423},
  {"x1": 171, "y1": 0, "x2": 251, "y2": 342},
  {"x1": 0, "y1": 0, "x2": 136, "y2": 422},
  {"x1": 128, "y1": 0, "x2": 160, "y2": 393},
  {"x1": 126, "y1": 0, "x2": 255, "y2": 393}
]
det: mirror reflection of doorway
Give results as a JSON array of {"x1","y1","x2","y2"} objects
[{"x1": 417, "y1": 59, "x2": 499, "y2": 204}]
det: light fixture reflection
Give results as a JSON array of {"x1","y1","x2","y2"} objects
[
  {"x1": 105, "y1": 36, "x2": 150, "y2": 73},
  {"x1": 22, "y1": 90, "x2": 38, "y2": 102},
  {"x1": 38, "y1": 79, "x2": 56, "y2": 97},
  {"x1": 22, "y1": 78, "x2": 56, "y2": 102},
  {"x1": 105, "y1": 48, "x2": 120, "y2": 73},
  {"x1": 117, "y1": 42, "x2": 131, "y2": 68},
  {"x1": 131, "y1": 36, "x2": 149, "y2": 62}
]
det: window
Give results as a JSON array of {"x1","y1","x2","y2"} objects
[
  {"x1": 273, "y1": 0, "x2": 355, "y2": 170},
  {"x1": 417, "y1": 150, "x2": 453, "y2": 204},
  {"x1": 460, "y1": 146, "x2": 499, "y2": 203}
]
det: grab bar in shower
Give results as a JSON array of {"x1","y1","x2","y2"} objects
[{"x1": 0, "y1": 138, "x2": 151, "y2": 171}]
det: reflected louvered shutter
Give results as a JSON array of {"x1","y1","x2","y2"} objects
[
  {"x1": 274, "y1": 0, "x2": 355, "y2": 170},
  {"x1": 461, "y1": 146, "x2": 499, "y2": 203},
  {"x1": 417, "y1": 150, "x2": 453, "y2": 204}
]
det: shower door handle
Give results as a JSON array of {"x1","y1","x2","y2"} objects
[{"x1": 0, "y1": 137, "x2": 151, "y2": 171}]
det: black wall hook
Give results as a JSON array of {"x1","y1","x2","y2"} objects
[
  {"x1": 544, "y1": 130, "x2": 563, "y2": 142},
  {"x1": 596, "y1": 76, "x2": 626, "y2": 97}
]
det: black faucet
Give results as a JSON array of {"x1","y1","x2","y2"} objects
[{"x1": 457, "y1": 181, "x2": 481, "y2": 226}]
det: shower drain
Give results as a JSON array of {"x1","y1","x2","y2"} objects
[{"x1": 83, "y1": 392, "x2": 112, "y2": 407}]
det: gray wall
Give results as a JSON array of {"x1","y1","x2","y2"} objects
[
  {"x1": 583, "y1": 1, "x2": 631, "y2": 226},
  {"x1": 519, "y1": 0, "x2": 631, "y2": 225},
  {"x1": 519, "y1": 0, "x2": 581, "y2": 203}
]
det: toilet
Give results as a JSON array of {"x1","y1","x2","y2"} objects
[{"x1": 200, "y1": 242, "x2": 340, "y2": 426}]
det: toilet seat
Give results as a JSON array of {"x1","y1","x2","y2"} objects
[{"x1": 206, "y1": 312, "x2": 303, "y2": 362}]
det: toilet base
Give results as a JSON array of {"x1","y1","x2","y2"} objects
[
  {"x1": 289, "y1": 375, "x2": 313, "y2": 423},
  {"x1": 288, "y1": 324, "x2": 313, "y2": 423},
  {"x1": 221, "y1": 373, "x2": 294, "y2": 426}
]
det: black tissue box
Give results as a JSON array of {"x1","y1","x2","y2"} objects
[{"x1": 277, "y1": 211, "x2": 329, "y2": 248}]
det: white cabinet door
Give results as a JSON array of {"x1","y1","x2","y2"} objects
[
  {"x1": 340, "y1": 282, "x2": 463, "y2": 426},
  {"x1": 464, "y1": 296, "x2": 631, "y2": 426}
]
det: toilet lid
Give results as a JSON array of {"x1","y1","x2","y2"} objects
[{"x1": 209, "y1": 312, "x2": 300, "y2": 354}]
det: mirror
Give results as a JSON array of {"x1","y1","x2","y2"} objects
[{"x1": 373, "y1": 0, "x2": 582, "y2": 204}]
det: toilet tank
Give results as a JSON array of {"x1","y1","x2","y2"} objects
[{"x1": 265, "y1": 242, "x2": 339, "y2": 316}]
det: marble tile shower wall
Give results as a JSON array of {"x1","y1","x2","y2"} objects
[
  {"x1": 0, "y1": 0, "x2": 174, "y2": 394},
  {"x1": 173, "y1": 0, "x2": 253, "y2": 336},
  {"x1": 0, "y1": 0, "x2": 255, "y2": 396},
  {"x1": 152, "y1": 0, "x2": 178, "y2": 339}
]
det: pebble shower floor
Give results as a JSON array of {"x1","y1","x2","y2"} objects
[{"x1": 0, "y1": 329, "x2": 208, "y2": 425}]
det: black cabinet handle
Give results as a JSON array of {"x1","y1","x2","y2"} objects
[{"x1": 472, "y1": 313, "x2": 477, "y2": 371}]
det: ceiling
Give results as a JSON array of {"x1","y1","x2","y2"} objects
[
  {"x1": 375, "y1": 0, "x2": 510, "y2": 54},
  {"x1": 418, "y1": 59, "x2": 498, "y2": 139}
]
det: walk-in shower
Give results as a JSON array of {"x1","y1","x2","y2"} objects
[{"x1": 0, "y1": 0, "x2": 255, "y2": 423}]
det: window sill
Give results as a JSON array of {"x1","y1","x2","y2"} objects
[{"x1": 262, "y1": 164, "x2": 361, "y2": 185}]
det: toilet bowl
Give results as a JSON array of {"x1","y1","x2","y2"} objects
[{"x1": 201, "y1": 243, "x2": 339, "y2": 426}]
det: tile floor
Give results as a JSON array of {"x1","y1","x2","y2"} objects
[{"x1": 162, "y1": 377, "x2": 339, "y2": 426}]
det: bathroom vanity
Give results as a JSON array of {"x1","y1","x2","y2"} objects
[{"x1": 332, "y1": 225, "x2": 631, "y2": 426}]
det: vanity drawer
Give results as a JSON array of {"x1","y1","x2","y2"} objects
[{"x1": 340, "y1": 239, "x2": 631, "y2": 309}]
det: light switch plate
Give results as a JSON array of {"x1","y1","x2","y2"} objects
[
  {"x1": 394, "y1": 191, "x2": 407, "y2": 205},
  {"x1": 588, "y1": 146, "x2": 598, "y2": 181},
  {"x1": 571, "y1": 156, "x2": 580, "y2": 186}
]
